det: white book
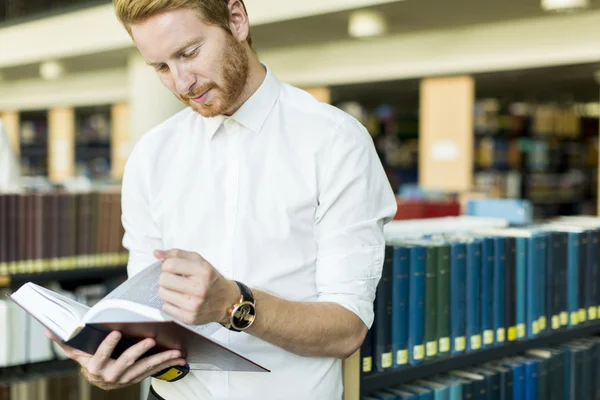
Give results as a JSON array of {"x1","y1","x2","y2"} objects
[{"x1": 8, "y1": 262, "x2": 268, "y2": 373}]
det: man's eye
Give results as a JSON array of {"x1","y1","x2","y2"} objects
[
  {"x1": 183, "y1": 48, "x2": 199, "y2": 58},
  {"x1": 156, "y1": 64, "x2": 169, "y2": 72}
]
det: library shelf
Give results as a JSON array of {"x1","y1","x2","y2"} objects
[
  {"x1": 0, "y1": 359, "x2": 78, "y2": 385},
  {"x1": 361, "y1": 321, "x2": 600, "y2": 395},
  {"x1": 0, "y1": 265, "x2": 127, "y2": 289}
]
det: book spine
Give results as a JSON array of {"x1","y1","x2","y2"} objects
[
  {"x1": 424, "y1": 245, "x2": 438, "y2": 361},
  {"x1": 392, "y1": 246, "x2": 410, "y2": 369},
  {"x1": 408, "y1": 245, "x2": 426, "y2": 365},
  {"x1": 436, "y1": 244, "x2": 451, "y2": 358}
]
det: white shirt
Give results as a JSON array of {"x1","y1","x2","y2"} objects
[{"x1": 121, "y1": 65, "x2": 397, "y2": 400}]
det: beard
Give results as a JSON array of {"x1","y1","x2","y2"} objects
[{"x1": 178, "y1": 34, "x2": 249, "y2": 118}]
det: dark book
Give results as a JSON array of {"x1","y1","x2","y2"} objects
[
  {"x1": 424, "y1": 244, "x2": 438, "y2": 361},
  {"x1": 436, "y1": 243, "x2": 451, "y2": 358},
  {"x1": 374, "y1": 245, "x2": 394, "y2": 372}
]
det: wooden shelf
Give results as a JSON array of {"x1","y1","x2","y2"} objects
[
  {"x1": 0, "y1": 359, "x2": 78, "y2": 385},
  {"x1": 360, "y1": 321, "x2": 600, "y2": 396},
  {"x1": 0, "y1": 265, "x2": 127, "y2": 288}
]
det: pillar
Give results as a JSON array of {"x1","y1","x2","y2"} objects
[
  {"x1": 419, "y1": 75, "x2": 475, "y2": 192},
  {"x1": 127, "y1": 52, "x2": 186, "y2": 145}
]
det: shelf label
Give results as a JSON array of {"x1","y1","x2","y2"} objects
[
  {"x1": 497, "y1": 328, "x2": 505, "y2": 343},
  {"x1": 439, "y1": 337, "x2": 450, "y2": 353},
  {"x1": 413, "y1": 345, "x2": 425, "y2": 360},
  {"x1": 470, "y1": 335, "x2": 481, "y2": 350},
  {"x1": 508, "y1": 327, "x2": 517, "y2": 341},
  {"x1": 517, "y1": 324, "x2": 526, "y2": 339},
  {"x1": 455, "y1": 337, "x2": 466, "y2": 352},
  {"x1": 589, "y1": 307, "x2": 597, "y2": 321},
  {"x1": 560, "y1": 312, "x2": 568, "y2": 326},
  {"x1": 484, "y1": 330, "x2": 494, "y2": 345},
  {"x1": 426, "y1": 341, "x2": 438, "y2": 357},
  {"x1": 362, "y1": 356, "x2": 372, "y2": 373},
  {"x1": 570, "y1": 312, "x2": 579, "y2": 326},
  {"x1": 552, "y1": 315, "x2": 560, "y2": 330},
  {"x1": 579, "y1": 309, "x2": 587, "y2": 324},
  {"x1": 382, "y1": 352, "x2": 392, "y2": 368},
  {"x1": 397, "y1": 350, "x2": 408, "y2": 366},
  {"x1": 539, "y1": 317, "x2": 547, "y2": 331},
  {"x1": 533, "y1": 321, "x2": 539, "y2": 335}
]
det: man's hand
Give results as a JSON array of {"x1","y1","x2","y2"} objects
[
  {"x1": 154, "y1": 249, "x2": 240, "y2": 325},
  {"x1": 46, "y1": 330, "x2": 186, "y2": 390}
]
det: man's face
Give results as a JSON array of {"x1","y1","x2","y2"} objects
[{"x1": 131, "y1": 8, "x2": 249, "y2": 118}]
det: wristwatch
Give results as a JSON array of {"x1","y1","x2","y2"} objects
[{"x1": 223, "y1": 281, "x2": 256, "y2": 332}]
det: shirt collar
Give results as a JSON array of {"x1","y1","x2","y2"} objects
[{"x1": 204, "y1": 63, "x2": 281, "y2": 139}]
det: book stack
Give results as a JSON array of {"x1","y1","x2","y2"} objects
[
  {"x1": 364, "y1": 335, "x2": 600, "y2": 400},
  {"x1": 0, "y1": 190, "x2": 127, "y2": 276},
  {"x1": 362, "y1": 216, "x2": 600, "y2": 375}
]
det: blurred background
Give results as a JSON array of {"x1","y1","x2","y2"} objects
[{"x1": 2, "y1": 0, "x2": 600, "y2": 398}]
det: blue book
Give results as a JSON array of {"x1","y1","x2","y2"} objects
[
  {"x1": 479, "y1": 236, "x2": 495, "y2": 348},
  {"x1": 430, "y1": 376, "x2": 462, "y2": 400},
  {"x1": 512, "y1": 357, "x2": 539, "y2": 400},
  {"x1": 449, "y1": 241, "x2": 467, "y2": 355},
  {"x1": 514, "y1": 237, "x2": 527, "y2": 341},
  {"x1": 384, "y1": 388, "x2": 418, "y2": 399},
  {"x1": 397, "y1": 384, "x2": 434, "y2": 400},
  {"x1": 449, "y1": 370, "x2": 487, "y2": 400},
  {"x1": 415, "y1": 380, "x2": 449, "y2": 400},
  {"x1": 538, "y1": 224, "x2": 585, "y2": 327},
  {"x1": 498, "y1": 360, "x2": 525, "y2": 400},
  {"x1": 391, "y1": 245, "x2": 410, "y2": 368},
  {"x1": 493, "y1": 236, "x2": 506, "y2": 344},
  {"x1": 465, "y1": 238, "x2": 482, "y2": 352},
  {"x1": 408, "y1": 244, "x2": 426, "y2": 365}
]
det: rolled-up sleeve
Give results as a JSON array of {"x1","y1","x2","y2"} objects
[{"x1": 314, "y1": 117, "x2": 397, "y2": 328}]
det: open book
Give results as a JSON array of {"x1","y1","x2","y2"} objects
[{"x1": 7, "y1": 262, "x2": 268, "y2": 373}]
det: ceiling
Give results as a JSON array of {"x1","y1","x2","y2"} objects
[
  {"x1": 2, "y1": 0, "x2": 600, "y2": 104},
  {"x1": 251, "y1": 0, "x2": 600, "y2": 50},
  {"x1": 330, "y1": 62, "x2": 600, "y2": 107}
]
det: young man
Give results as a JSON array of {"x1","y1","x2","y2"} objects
[{"x1": 49, "y1": 1, "x2": 397, "y2": 398}]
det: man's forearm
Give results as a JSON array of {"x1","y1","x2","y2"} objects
[{"x1": 245, "y1": 289, "x2": 367, "y2": 359}]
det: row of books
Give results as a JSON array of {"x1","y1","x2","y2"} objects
[
  {"x1": 0, "y1": 375, "x2": 140, "y2": 400},
  {"x1": 0, "y1": 191, "x2": 126, "y2": 275},
  {"x1": 0, "y1": 282, "x2": 110, "y2": 368},
  {"x1": 364, "y1": 335, "x2": 600, "y2": 400},
  {"x1": 363, "y1": 215, "x2": 600, "y2": 374}
]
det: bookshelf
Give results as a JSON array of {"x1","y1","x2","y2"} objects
[
  {"x1": 0, "y1": 265, "x2": 127, "y2": 289},
  {"x1": 18, "y1": 110, "x2": 49, "y2": 178},
  {"x1": 361, "y1": 320, "x2": 600, "y2": 395},
  {"x1": 0, "y1": 359, "x2": 78, "y2": 386},
  {"x1": 75, "y1": 105, "x2": 112, "y2": 180}
]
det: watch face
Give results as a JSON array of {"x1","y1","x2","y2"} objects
[{"x1": 232, "y1": 301, "x2": 256, "y2": 330}]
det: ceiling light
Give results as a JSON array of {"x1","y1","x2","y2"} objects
[
  {"x1": 541, "y1": 0, "x2": 589, "y2": 12},
  {"x1": 39, "y1": 60, "x2": 65, "y2": 80},
  {"x1": 348, "y1": 10, "x2": 387, "y2": 38}
]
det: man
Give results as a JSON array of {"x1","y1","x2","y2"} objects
[{"x1": 49, "y1": 0, "x2": 397, "y2": 399}]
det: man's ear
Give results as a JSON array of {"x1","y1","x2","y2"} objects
[{"x1": 227, "y1": 0, "x2": 250, "y2": 43}]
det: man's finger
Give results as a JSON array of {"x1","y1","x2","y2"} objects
[
  {"x1": 119, "y1": 350, "x2": 185, "y2": 384},
  {"x1": 156, "y1": 248, "x2": 204, "y2": 262},
  {"x1": 86, "y1": 331, "x2": 122, "y2": 375},
  {"x1": 161, "y1": 258, "x2": 208, "y2": 277},
  {"x1": 158, "y1": 287, "x2": 203, "y2": 312},
  {"x1": 102, "y1": 338, "x2": 156, "y2": 383}
]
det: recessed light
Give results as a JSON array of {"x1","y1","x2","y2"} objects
[
  {"x1": 541, "y1": 0, "x2": 589, "y2": 12},
  {"x1": 39, "y1": 60, "x2": 65, "y2": 80},
  {"x1": 348, "y1": 10, "x2": 388, "y2": 38}
]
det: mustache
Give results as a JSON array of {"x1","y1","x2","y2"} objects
[{"x1": 181, "y1": 83, "x2": 217, "y2": 100}]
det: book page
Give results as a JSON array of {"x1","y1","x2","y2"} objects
[
  {"x1": 9, "y1": 283, "x2": 89, "y2": 341},
  {"x1": 90, "y1": 261, "x2": 220, "y2": 337}
]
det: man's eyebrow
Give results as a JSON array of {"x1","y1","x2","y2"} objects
[{"x1": 146, "y1": 37, "x2": 203, "y2": 67}]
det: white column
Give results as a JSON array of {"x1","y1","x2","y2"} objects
[{"x1": 127, "y1": 51, "x2": 186, "y2": 144}]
